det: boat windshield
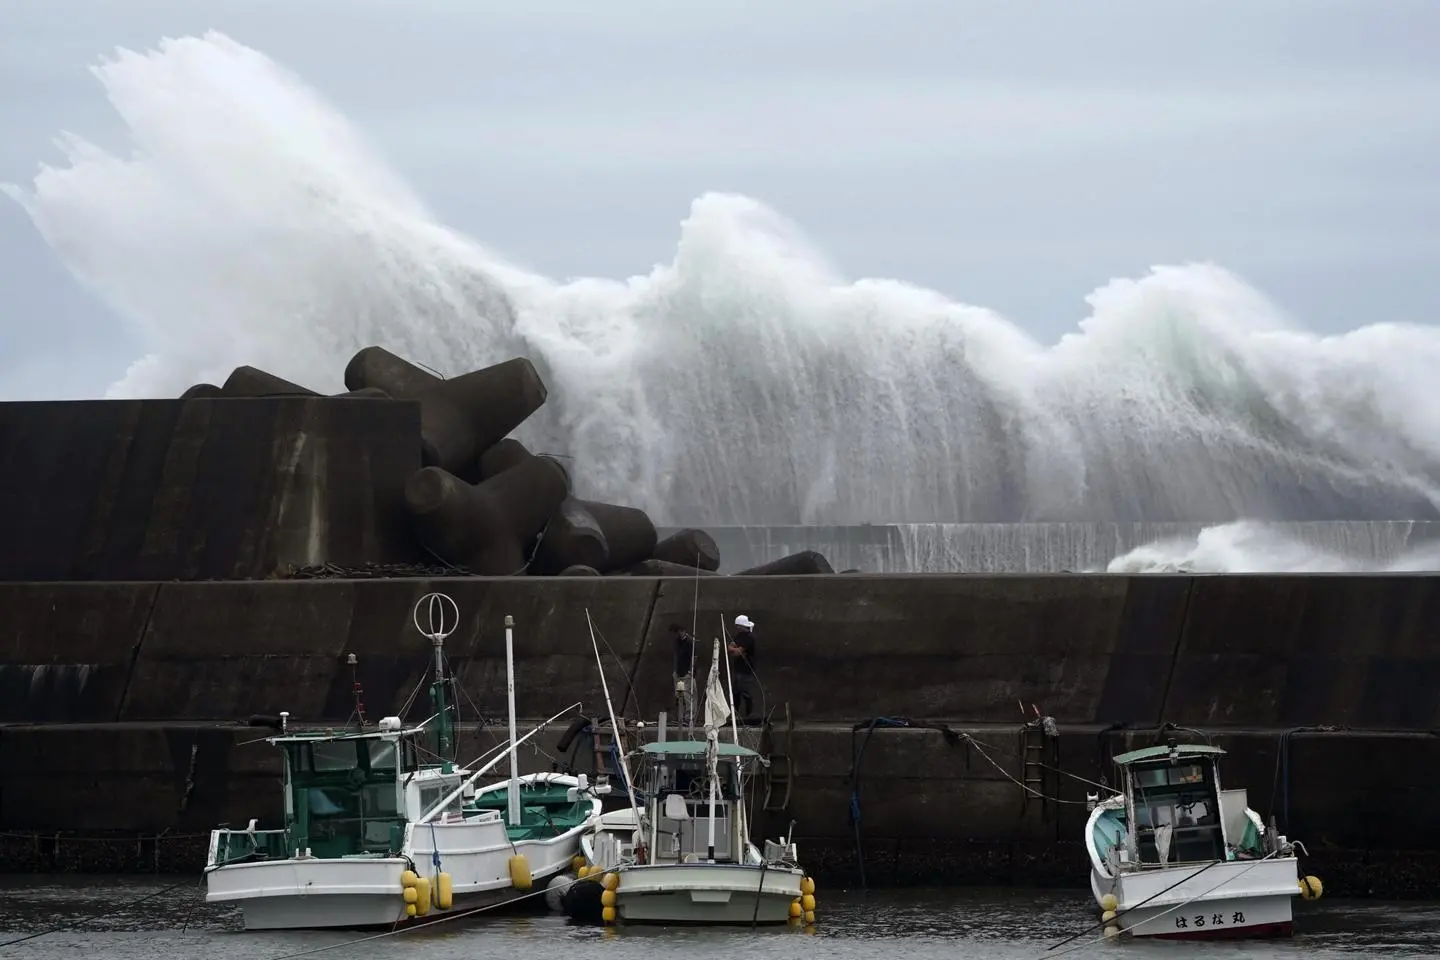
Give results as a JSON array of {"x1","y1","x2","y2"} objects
[
  {"x1": 1130, "y1": 761, "x2": 1225, "y2": 865},
  {"x1": 284, "y1": 737, "x2": 406, "y2": 858}
]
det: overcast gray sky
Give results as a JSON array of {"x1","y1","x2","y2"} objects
[{"x1": 2, "y1": 0, "x2": 1438, "y2": 400}]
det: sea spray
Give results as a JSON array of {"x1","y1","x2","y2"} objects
[{"x1": 6, "y1": 32, "x2": 1440, "y2": 530}]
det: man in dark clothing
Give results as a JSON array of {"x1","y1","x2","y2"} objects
[
  {"x1": 669, "y1": 623, "x2": 696, "y2": 679},
  {"x1": 727, "y1": 614, "x2": 758, "y2": 721},
  {"x1": 668, "y1": 623, "x2": 697, "y2": 729}
]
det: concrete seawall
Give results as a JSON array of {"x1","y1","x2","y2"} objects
[
  {"x1": 0, "y1": 398, "x2": 422, "y2": 580},
  {"x1": 4, "y1": 575, "x2": 1436, "y2": 728},
  {"x1": 2, "y1": 574, "x2": 1438, "y2": 894}
]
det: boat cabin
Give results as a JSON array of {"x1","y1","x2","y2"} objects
[
  {"x1": 637, "y1": 740, "x2": 756, "y2": 864},
  {"x1": 213, "y1": 717, "x2": 470, "y2": 864},
  {"x1": 1112, "y1": 742, "x2": 1261, "y2": 867}
]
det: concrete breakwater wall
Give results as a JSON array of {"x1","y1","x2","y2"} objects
[
  {"x1": 0, "y1": 398, "x2": 423, "y2": 581},
  {"x1": 4, "y1": 574, "x2": 1438, "y2": 728},
  {"x1": 2, "y1": 574, "x2": 1438, "y2": 894}
]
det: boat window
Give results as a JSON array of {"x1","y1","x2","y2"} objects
[
  {"x1": 419, "y1": 781, "x2": 464, "y2": 819},
  {"x1": 1136, "y1": 797, "x2": 1215, "y2": 828},
  {"x1": 362, "y1": 783, "x2": 399, "y2": 818},
  {"x1": 419, "y1": 785, "x2": 444, "y2": 812},
  {"x1": 311, "y1": 741, "x2": 359, "y2": 771},
  {"x1": 1132, "y1": 762, "x2": 1205, "y2": 788},
  {"x1": 1132, "y1": 763, "x2": 1225, "y2": 865},
  {"x1": 1172, "y1": 763, "x2": 1204, "y2": 784},
  {"x1": 366, "y1": 740, "x2": 398, "y2": 772},
  {"x1": 308, "y1": 786, "x2": 359, "y2": 819}
]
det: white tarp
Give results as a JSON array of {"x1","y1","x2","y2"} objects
[
  {"x1": 1154, "y1": 823, "x2": 1174, "y2": 866},
  {"x1": 703, "y1": 638, "x2": 731, "y2": 736}
]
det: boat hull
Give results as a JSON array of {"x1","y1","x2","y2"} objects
[
  {"x1": 206, "y1": 774, "x2": 599, "y2": 931},
  {"x1": 1089, "y1": 859, "x2": 1299, "y2": 940},
  {"x1": 568, "y1": 862, "x2": 805, "y2": 926},
  {"x1": 207, "y1": 855, "x2": 577, "y2": 931}
]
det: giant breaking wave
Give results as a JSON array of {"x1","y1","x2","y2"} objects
[{"x1": 6, "y1": 33, "x2": 1440, "y2": 540}]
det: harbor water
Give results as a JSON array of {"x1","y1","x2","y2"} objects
[{"x1": 0, "y1": 876, "x2": 1434, "y2": 959}]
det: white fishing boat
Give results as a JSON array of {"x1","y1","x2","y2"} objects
[
  {"x1": 562, "y1": 615, "x2": 814, "y2": 927},
  {"x1": 1085, "y1": 741, "x2": 1323, "y2": 940},
  {"x1": 204, "y1": 594, "x2": 604, "y2": 930}
]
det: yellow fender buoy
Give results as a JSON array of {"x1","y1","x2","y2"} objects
[
  {"x1": 1099, "y1": 893, "x2": 1118, "y2": 913},
  {"x1": 600, "y1": 889, "x2": 617, "y2": 908},
  {"x1": 413, "y1": 876, "x2": 431, "y2": 916},
  {"x1": 436, "y1": 872, "x2": 453, "y2": 910},
  {"x1": 803, "y1": 909, "x2": 815, "y2": 924},
  {"x1": 509, "y1": 853, "x2": 533, "y2": 891},
  {"x1": 800, "y1": 876, "x2": 816, "y2": 896},
  {"x1": 602, "y1": 905, "x2": 617, "y2": 924},
  {"x1": 572, "y1": 854, "x2": 587, "y2": 873},
  {"x1": 801, "y1": 893, "x2": 816, "y2": 912},
  {"x1": 1299, "y1": 875, "x2": 1324, "y2": 900},
  {"x1": 1101, "y1": 909, "x2": 1117, "y2": 923},
  {"x1": 789, "y1": 899, "x2": 802, "y2": 919},
  {"x1": 602, "y1": 872, "x2": 621, "y2": 891},
  {"x1": 1103, "y1": 925, "x2": 1120, "y2": 938},
  {"x1": 401, "y1": 869, "x2": 421, "y2": 917}
]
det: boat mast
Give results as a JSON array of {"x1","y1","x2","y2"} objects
[
  {"x1": 719, "y1": 615, "x2": 741, "y2": 746},
  {"x1": 705, "y1": 637, "x2": 723, "y2": 861},
  {"x1": 414, "y1": 592, "x2": 459, "y2": 767},
  {"x1": 504, "y1": 614, "x2": 521, "y2": 827},
  {"x1": 719, "y1": 614, "x2": 745, "y2": 858},
  {"x1": 585, "y1": 608, "x2": 646, "y2": 860}
]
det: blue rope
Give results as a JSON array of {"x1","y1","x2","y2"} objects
[
  {"x1": 609, "y1": 739, "x2": 646, "y2": 803},
  {"x1": 848, "y1": 717, "x2": 911, "y2": 888}
]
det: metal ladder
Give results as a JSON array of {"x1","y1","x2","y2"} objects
[
  {"x1": 761, "y1": 701, "x2": 795, "y2": 813},
  {"x1": 1018, "y1": 706, "x2": 1059, "y2": 822}
]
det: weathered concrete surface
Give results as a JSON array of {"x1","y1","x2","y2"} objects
[
  {"x1": 0, "y1": 583, "x2": 158, "y2": 723},
  {"x1": 4, "y1": 574, "x2": 1439, "y2": 730},
  {"x1": 630, "y1": 575, "x2": 1187, "y2": 724},
  {"x1": 0, "y1": 399, "x2": 423, "y2": 580},
  {"x1": 118, "y1": 578, "x2": 660, "y2": 722},
  {"x1": 1165, "y1": 575, "x2": 1440, "y2": 728}
]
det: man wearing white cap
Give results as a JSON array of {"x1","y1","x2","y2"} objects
[{"x1": 728, "y1": 615, "x2": 758, "y2": 721}]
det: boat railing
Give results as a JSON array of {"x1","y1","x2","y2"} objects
[
  {"x1": 208, "y1": 824, "x2": 290, "y2": 867},
  {"x1": 762, "y1": 838, "x2": 800, "y2": 868}
]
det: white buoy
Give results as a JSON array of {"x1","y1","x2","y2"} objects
[
  {"x1": 545, "y1": 873, "x2": 573, "y2": 912},
  {"x1": 1103, "y1": 925, "x2": 1120, "y2": 938}
]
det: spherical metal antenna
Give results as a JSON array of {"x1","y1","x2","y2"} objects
[{"x1": 413, "y1": 591, "x2": 459, "y2": 644}]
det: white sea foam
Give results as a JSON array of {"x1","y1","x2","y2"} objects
[{"x1": 6, "y1": 32, "x2": 1440, "y2": 544}]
